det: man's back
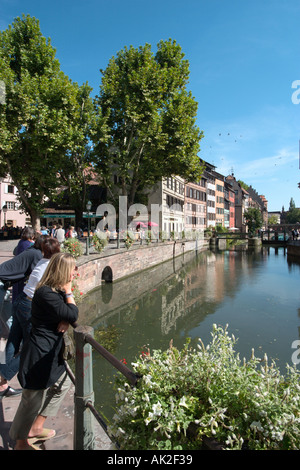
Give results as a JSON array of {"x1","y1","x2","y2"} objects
[{"x1": 56, "y1": 228, "x2": 65, "y2": 243}]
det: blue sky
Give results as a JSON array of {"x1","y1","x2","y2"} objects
[{"x1": 1, "y1": 0, "x2": 299, "y2": 211}]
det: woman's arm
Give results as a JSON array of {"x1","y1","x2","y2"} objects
[
  {"x1": 62, "y1": 280, "x2": 76, "y2": 306},
  {"x1": 34, "y1": 286, "x2": 79, "y2": 325},
  {"x1": 57, "y1": 280, "x2": 77, "y2": 332}
]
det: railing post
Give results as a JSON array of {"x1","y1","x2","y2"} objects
[
  {"x1": 74, "y1": 325, "x2": 95, "y2": 450},
  {"x1": 85, "y1": 236, "x2": 90, "y2": 256}
]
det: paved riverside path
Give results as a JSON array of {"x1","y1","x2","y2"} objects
[
  {"x1": 0, "y1": 239, "x2": 115, "y2": 450},
  {"x1": 0, "y1": 374, "x2": 114, "y2": 450}
]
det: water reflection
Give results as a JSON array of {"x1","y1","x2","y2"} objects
[{"x1": 78, "y1": 247, "x2": 300, "y2": 420}]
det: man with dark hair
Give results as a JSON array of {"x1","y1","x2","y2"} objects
[{"x1": 13, "y1": 227, "x2": 36, "y2": 256}]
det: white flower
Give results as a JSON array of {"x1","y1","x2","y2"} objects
[
  {"x1": 152, "y1": 402, "x2": 163, "y2": 416},
  {"x1": 179, "y1": 396, "x2": 188, "y2": 408},
  {"x1": 250, "y1": 421, "x2": 264, "y2": 432},
  {"x1": 143, "y1": 374, "x2": 153, "y2": 386}
]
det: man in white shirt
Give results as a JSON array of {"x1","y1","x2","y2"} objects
[
  {"x1": 23, "y1": 258, "x2": 50, "y2": 299},
  {"x1": 55, "y1": 225, "x2": 65, "y2": 245}
]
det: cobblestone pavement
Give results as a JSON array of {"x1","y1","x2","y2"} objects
[
  {"x1": 0, "y1": 374, "x2": 115, "y2": 450},
  {"x1": 0, "y1": 240, "x2": 18, "y2": 263},
  {"x1": 0, "y1": 238, "x2": 122, "y2": 264}
]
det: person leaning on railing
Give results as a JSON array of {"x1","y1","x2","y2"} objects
[
  {"x1": 9, "y1": 252, "x2": 78, "y2": 450},
  {"x1": 0, "y1": 238, "x2": 61, "y2": 396},
  {"x1": 0, "y1": 236, "x2": 46, "y2": 397}
]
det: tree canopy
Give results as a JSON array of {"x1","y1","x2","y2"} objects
[
  {"x1": 93, "y1": 39, "x2": 204, "y2": 207},
  {"x1": 244, "y1": 207, "x2": 263, "y2": 234},
  {"x1": 1, "y1": 17, "x2": 204, "y2": 227},
  {"x1": 0, "y1": 15, "x2": 98, "y2": 229}
]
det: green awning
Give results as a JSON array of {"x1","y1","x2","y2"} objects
[
  {"x1": 42, "y1": 214, "x2": 75, "y2": 218},
  {"x1": 42, "y1": 213, "x2": 99, "y2": 218}
]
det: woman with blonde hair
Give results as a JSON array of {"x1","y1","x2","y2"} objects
[
  {"x1": 0, "y1": 238, "x2": 61, "y2": 398},
  {"x1": 9, "y1": 252, "x2": 79, "y2": 450}
]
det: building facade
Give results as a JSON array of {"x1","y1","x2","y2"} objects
[
  {"x1": 225, "y1": 174, "x2": 249, "y2": 231},
  {"x1": 214, "y1": 171, "x2": 225, "y2": 227},
  {"x1": 224, "y1": 181, "x2": 235, "y2": 228},
  {"x1": 148, "y1": 176, "x2": 185, "y2": 236},
  {"x1": 204, "y1": 163, "x2": 216, "y2": 228},
  {"x1": 0, "y1": 176, "x2": 28, "y2": 228},
  {"x1": 184, "y1": 177, "x2": 207, "y2": 234}
]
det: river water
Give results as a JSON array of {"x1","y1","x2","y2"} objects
[{"x1": 79, "y1": 246, "x2": 300, "y2": 421}]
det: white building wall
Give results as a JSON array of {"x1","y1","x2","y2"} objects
[
  {"x1": 0, "y1": 176, "x2": 28, "y2": 228},
  {"x1": 147, "y1": 177, "x2": 185, "y2": 236},
  {"x1": 207, "y1": 181, "x2": 216, "y2": 228}
]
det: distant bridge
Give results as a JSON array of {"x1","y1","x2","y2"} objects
[{"x1": 213, "y1": 226, "x2": 290, "y2": 247}]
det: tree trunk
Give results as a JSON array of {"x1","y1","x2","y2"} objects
[
  {"x1": 75, "y1": 206, "x2": 84, "y2": 228},
  {"x1": 30, "y1": 211, "x2": 41, "y2": 232}
]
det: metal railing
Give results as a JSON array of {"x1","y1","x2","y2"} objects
[{"x1": 65, "y1": 324, "x2": 141, "y2": 450}]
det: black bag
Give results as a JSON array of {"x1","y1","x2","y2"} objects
[{"x1": 62, "y1": 331, "x2": 75, "y2": 361}]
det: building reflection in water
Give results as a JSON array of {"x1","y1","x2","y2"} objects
[
  {"x1": 80, "y1": 247, "x2": 300, "y2": 421},
  {"x1": 79, "y1": 247, "x2": 276, "y2": 353}
]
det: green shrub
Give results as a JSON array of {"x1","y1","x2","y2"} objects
[
  {"x1": 123, "y1": 230, "x2": 135, "y2": 249},
  {"x1": 145, "y1": 230, "x2": 154, "y2": 245},
  {"x1": 92, "y1": 231, "x2": 108, "y2": 253},
  {"x1": 159, "y1": 231, "x2": 167, "y2": 242},
  {"x1": 108, "y1": 325, "x2": 300, "y2": 450}
]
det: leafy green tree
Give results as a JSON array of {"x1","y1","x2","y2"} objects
[
  {"x1": 244, "y1": 207, "x2": 263, "y2": 234},
  {"x1": 93, "y1": 39, "x2": 204, "y2": 207},
  {"x1": 289, "y1": 197, "x2": 296, "y2": 210},
  {"x1": 238, "y1": 180, "x2": 249, "y2": 190},
  {"x1": 285, "y1": 197, "x2": 300, "y2": 224},
  {"x1": 268, "y1": 214, "x2": 279, "y2": 225},
  {"x1": 286, "y1": 208, "x2": 300, "y2": 224},
  {"x1": 0, "y1": 15, "x2": 80, "y2": 229},
  {"x1": 55, "y1": 82, "x2": 107, "y2": 227}
]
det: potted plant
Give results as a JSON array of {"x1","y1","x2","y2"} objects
[
  {"x1": 92, "y1": 231, "x2": 108, "y2": 253},
  {"x1": 108, "y1": 325, "x2": 300, "y2": 450}
]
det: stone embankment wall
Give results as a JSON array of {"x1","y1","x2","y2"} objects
[
  {"x1": 287, "y1": 241, "x2": 300, "y2": 257},
  {"x1": 76, "y1": 239, "x2": 208, "y2": 295}
]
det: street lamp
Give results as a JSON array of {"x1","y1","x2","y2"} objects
[
  {"x1": 86, "y1": 200, "x2": 92, "y2": 255},
  {"x1": 2, "y1": 204, "x2": 7, "y2": 226}
]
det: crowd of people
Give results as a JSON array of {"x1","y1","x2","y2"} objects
[
  {"x1": 0, "y1": 227, "x2": 78, "y2": 450},
  {"x1": 0, "y1": 226, "x2": 24, "y2": 240},
  {"x1": 40, "y1": 225, "x2": 83, "y2": 241},
  {"x1": 1, "y1": 224, "x2": 85, "y2": 242},
  {"x1": 291, "y1": 228, "x2": 300, "y2": 240}
]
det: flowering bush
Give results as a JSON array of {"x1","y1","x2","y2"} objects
[
  {"x1": 92, "y1": 231, "x2": 108, "y2": 253},
  {"x1": 145, "y1": 230, "x2": 154, "y2": 245},
  {"x1": 159, "y1": 231, "x2": 167, "y2": 242},
  {"x1": 62, "y1": 238, "x2": 83, "y2": 258},
  {"x1": 108, "y1": 325, "x2": 300, "y2": 450},
  {"x1": 71, "y1": 270, "x2": 84, "y2": 303}
]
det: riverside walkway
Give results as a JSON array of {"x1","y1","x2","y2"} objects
[{"x1": 0, "y1": 239, "x2": 114, "y2": 451}]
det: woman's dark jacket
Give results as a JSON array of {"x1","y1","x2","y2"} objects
[{"x1": 18, "y1": 285, "x2": 78, "y2": 390}]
